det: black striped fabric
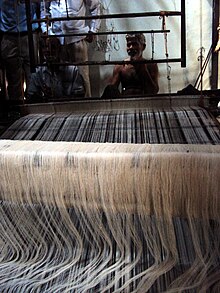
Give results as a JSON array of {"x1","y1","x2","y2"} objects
[
  {"x1": 1, "y1": 106, "x2": 220, "y2": 144},
  {"x1": 0, "y1": 106, "x2": 219, "y2": 292}
]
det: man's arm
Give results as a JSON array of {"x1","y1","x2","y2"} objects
[
  {"x1": 135, "y1": 62, "x2": 159, "y2": 94},
  {"x1": 100, "y1": 65, "x2": 122, "y2": 99},
  {"x1": 40, "y1": 1, "x2": 51, "y2": 34},
  {"x1": 145, "y1": 63, "x2": 159, "y2": 94},
  {"x1": 27, "y1": 71, "x2": 44, "y2": 101},
  {"x1": 85, "y1": 0, "x2": 101, "y2": 43},
  {"x1": 86, "y1": 0, "x2": 101, "y2": 33},
  {"x1": 110, "y1": 64, "x2": 122, "y2": 89}
]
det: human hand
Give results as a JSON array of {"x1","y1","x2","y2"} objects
[
  {"x1": 215, "y1": 39, "x2": 220, "y2": 52},
  {"x1": 215, "y1": 25, "x2": 220, "y2": 52},
  {"x1": 85, "y1": 31, "x2": 94, "y2": 43},
  {"x1": 42, "y1": 84, "x2": 53, "y2": 98}
]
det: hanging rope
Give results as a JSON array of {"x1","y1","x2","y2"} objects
[
  {"x1": 161, "y1": 14, "x2": 172, "y2": 95},
  {"x1": 64, "y1": 0, "x2": 68, "y2": 18},
  {"x1": 198, "y1": 0, "x2": 205, "y2": 106},
  {"x1": 92, "y1": 0, "x2": 120, "y2": 57},
  {"x1": 194, "y1": 45, "x2": 213, "y2": 89},
  {"x1": 151, "y1": 32, "x2": 155, "y2": 60}
]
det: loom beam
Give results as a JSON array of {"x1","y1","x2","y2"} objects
[{"x1": 0, "y1": 140, "x2": 219, "y2": 219}]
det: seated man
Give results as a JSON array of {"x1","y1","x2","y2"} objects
[
  {"x1": 27, "y1": 37, "x2": 85, "y2": 102},
  {"x1": 102, "y1": 33, "x2": 159, "y2": 98}
]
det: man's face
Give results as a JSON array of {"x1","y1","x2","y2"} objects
[{"x1": 126, "y1": 37, "x2": 145, "y2": 59}]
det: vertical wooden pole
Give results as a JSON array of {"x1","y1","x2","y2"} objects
[
  {"x1": 181, "y1": 0, "x2": 186, "y2": 67},
  {"x1": 211, "y1": 0, "x2": 219, "y2": 89},
  {"x1": 25, "y1": 0, "x2": 36, "y2": 73}
]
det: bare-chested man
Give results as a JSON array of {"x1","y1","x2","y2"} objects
[{"x1": 102, "y1": 33, "x2": 159, "y2": 98}]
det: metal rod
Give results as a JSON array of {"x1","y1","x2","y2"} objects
[
  {"x1": 25, "y1": 0, "x2": 36, "y2": 73},
  {"x1": 194, "y1": 45, "x2": 213, "y2": 89},
  {"x1": 211, "y1": 0, "x2": 219, "y2": 89},
  {"x1": 40, "y1": 30, "x2": 170, "y2": 38},
  {"x1": 32, "y1": 11, "x2": 182, "y2": 24},
  {"x1": 181, "y1": 0, "x2": 186, "y2": 67},
  {"x1": 37, "y1": 58, "x2": 182, "y2": 67}
]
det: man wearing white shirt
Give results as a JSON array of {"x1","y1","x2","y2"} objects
[{"x1": 41, "y1": 0, "x2": 101, "y2": 97}]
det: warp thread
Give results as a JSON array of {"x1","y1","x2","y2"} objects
[{"x1": 0, "y1": 140, "x2": 220, "y2": 292}]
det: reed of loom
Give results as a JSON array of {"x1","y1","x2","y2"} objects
[{"x1": 0, "y1": 139, "x2": 220, "y2": 292}]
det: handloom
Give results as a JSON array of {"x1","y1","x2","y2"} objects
[{"x1": 0, "y1": 105, "x2": 220, "y2": 292}]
